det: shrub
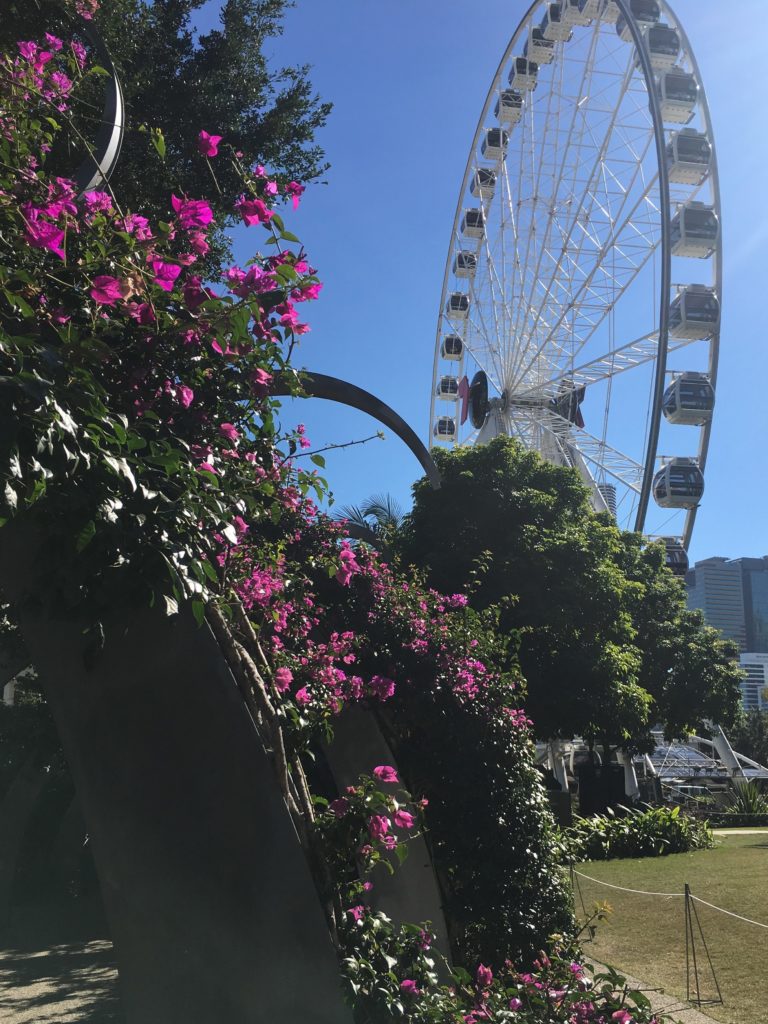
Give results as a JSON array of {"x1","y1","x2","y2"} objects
[
  {"x1": 561, "y1": 804, "x2": 714, "y2": 862},
  {"x1": 727, "y1": 781, "x2": 768, "y2": 816}
]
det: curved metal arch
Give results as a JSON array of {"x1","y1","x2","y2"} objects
[
  {"x1": 274, "y1": 371, "x2": 441, "y2": 490},
  {"x1": 74, "y1": 19, "x2": 125, "y2": 194}
]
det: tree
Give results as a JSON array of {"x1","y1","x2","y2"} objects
[
  {"x1": 334, "y1": 493, "x2": 405, "y2": 556},
  {"x1": 730, "y1": 710, "x2": 768, "y2": 767},
  {"x1": 397, "y1": 437, "x2": 742, "y2": 749},
  {"x1": 2, "y1": 0, "x2": 331, "y2": 274}
]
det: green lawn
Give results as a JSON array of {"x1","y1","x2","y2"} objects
[{"x1": 573, "y1": 832, "x2": 768, "y2": 1024}]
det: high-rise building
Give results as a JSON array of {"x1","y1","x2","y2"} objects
[
  {"x1": 686, "y1": 556, "x2": 768, "y2": 654},
  {"x1": 739, "y1": 653, "x2": 768, "y2": 712}
]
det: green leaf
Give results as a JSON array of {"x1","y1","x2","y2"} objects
[
  {"x1": 150, "y1": 127, "x2": 166, "y2": 160},
  {"x1": 310, "y1": 453, "x2": 326, "y2": 469},
  {"x1": 76, "y1": 520, "x2": 96, "y2": 552},
  {"x1": 281, "y1": 230, "x2": 300, "y2": 243},
  {"x1": 394, "y1": 843, "x2": 409, "y2": 866},
  {"x1": 191, "y1": 600, "x2": 206, "y2": 627},
  {"x1": 163, "y1": 595, "x2": 179, "y2": 617}
]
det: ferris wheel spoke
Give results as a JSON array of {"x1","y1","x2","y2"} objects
[{"x1": 525, "y1": 410, "x2": 645, "y2": 492}]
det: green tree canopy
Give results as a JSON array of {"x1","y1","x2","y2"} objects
[{"x1": 397, "y1": 437, "x2": 742, "y2": 748}]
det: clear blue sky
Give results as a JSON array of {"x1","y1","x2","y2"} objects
[{"x1": 198, "y1": 1, "x2": 765, "y2": 564}]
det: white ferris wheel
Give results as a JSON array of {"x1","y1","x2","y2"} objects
[{"x1": 429, "y1": 0, "x2": 722, "y2": 571}]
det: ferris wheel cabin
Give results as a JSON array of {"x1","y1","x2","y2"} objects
[
  {"x1": 658, "y1": 69, "x2": 699, "y2": 124},
  {"x1": 616, "y1": 0, "x2": 660, "y2": 41},
  {"x1": 662, "y1": 372, "x2": 715, "y2": 426},
  {"x1": 453, "y1": 251, "x2": 478, "y2": 278},
  {"x1": 666, "y1": 129, "x2": 712, "y2": 185},
  {"x1": 671, "y1": 201, "x2": 719, "y2": 259},
  {"x1": 509, "y1": 57, "x2": 538, "y2": 92},
  {"x1": 653, "y1": 458, "x2": 704, "y2": 509},
  {"x1": 461, "y1": 209, "x2": 485, "y2": 239},
  {"x1": 441, "y1": 335, "x2": 464, "y2": 361},
  {"x1": 563, "y1": 0, "x2": 593, "y2": 27},
  {"x1": 662, "y1": 537, "x2": 689, "y2": 577},
  {"x1": 436, "y1": 375, "x2": 460, "y2": 400},
  {"x1": 668, "y1": 285, "x2": 720, "y2": 339},
  {"x1": 495, "y1": 90, "x2": 524, "y2": 126},
  {"x1": 471, "y1": 168, "x2": 496, "y2": 200},
  {"x1": 446, "y1": 293, "x2": 470, "y2": 320},
  {"x1": 524, "y1": 27, "x2": 555, "y2": 64},
  {"x1": 433, "y1": 417, "x2": 457, "y2": 442},
  {"x1": 637, "y1": 23, "x2": 681, "y2": 71},
  {"x1": 541, "y1": 3, "x2": 574, "y2": 42},
  {"x1": 481, "y1": 128, "x2": 509, "y2": 161}
]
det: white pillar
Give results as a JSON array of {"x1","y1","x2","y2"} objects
[
  {"x1": 2, "y1": 680, "x2": 15, "y2": 706},
  {"x1": 617, "y1": 748, "x2": 640, "y2": 800}
]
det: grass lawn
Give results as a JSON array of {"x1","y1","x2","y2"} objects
[{"x1": 573, "y1": 831, "x2": 768, "y2": 1024}]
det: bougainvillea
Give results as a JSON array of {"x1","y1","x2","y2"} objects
[{"x1": 0, "y1": 27, "x2": 675, "y2": 1023}]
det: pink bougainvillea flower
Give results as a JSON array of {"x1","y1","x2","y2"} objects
[
  {"x1": 273, "y1": 666, "x2": 293, "y2": 692},
  {"x1": 218, "y1": 422, "x2": 240, "y2": 443},
  {"x1": 399, "y1": 980, "x2": 420, "y2": 996},
  {"x1": 329, "y1": 797, "x2": 349, "y2": 819},
  {"x1": 394, "y1": 809, "x2": 416, "y2": 830},
  {"x1": 17, "y1": 41, "x2": 38, "y2": 61},
  {"x1": 197, "y1": 130, "x2": 222, "y2": 157},
  {"x1": 119, "y1": 213, "x2": 152, "y2": 240},
  {"x1": 508, "y1": 998, "x2": 523, "y2": 1011},
  {"x1": 295, "y1": 686, "x2": 311, "y2": 706},
  {"x1": 44, "y1": 33, "x2": 64, "y2": 51},
  {"x1": 250, "y1": 367, "x2": 273, "y2": 399},
  {"x1": 149, "y1": 259, "x2": 182, "y2": 292},
  {"x1": 70, "y1": 40, "x2": 87, "y2": 68},
  {"x1": 373, "y1": 765, "x2": 399, "y2": 785},
  {"x1": 368, "y1": 814, "x2": 390, "y2": 840},
  {"x1": 476, "y1": 964, "x2": 493, "y2": 989},
  {"x1": 188, "y1": 230, "x2": 209, "y2": 255},
  {"x1": 234, "y1": 196, "x2": 273, "y2": 226},
  {"x1": 264, "y1": 180, "x2": 278, "y2": 196},
  {"x1": 126, "y1": 301, "x2": 155, "y2": 325},
  {"x1": 24, "y1": 221, "x2": 66, "y2": 260},
  {"x1": 253, "y1": 164, "x2": 267, "y2": 178},
  {"x1": 171, "y1": 195, "x2": 214, "y2": 230},
  {"x1": 285, "y1": 180, "x2": 305, "y2": 210},
  {"x1": 90, "y1": 275, "x2": 127, "y2": 305},
  {"x1": 370, "y1": 675, "x2": 395, "y2": 701},
  {"x1": 611, "y1": 1013, "x2": 633, "y2": 1024},
  {"x1": 82, "y1": 190, "x2": 114, "y2": 215},
  {"x1": 346, "y1": 905, "x2": 365, "y2": 922},
  {"x1": 197, "y1": 461, "x2": 217, "y2": 474}
]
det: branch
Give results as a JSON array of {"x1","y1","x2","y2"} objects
[{"x1": 292, "y1": 432, "x2": 384, "y2": 460}]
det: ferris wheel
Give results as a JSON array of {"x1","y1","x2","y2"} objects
[{"x1": 429, "y1": 0, "x2": 722, "y2": 568}]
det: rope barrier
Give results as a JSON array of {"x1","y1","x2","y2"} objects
[
  {"x1": 572, "y1": 870, "x2": 685, "y2": 898},
  {"x1": 690, "y1": 896, "x2": 768, "y2": 931}
]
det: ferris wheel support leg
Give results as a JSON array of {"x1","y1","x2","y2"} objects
[
  {"x1": 548, "y1": 741, "x2": 569, "y2": 792},
  {"x1": 617, "y1": 748, "x2": 640, "y2": 801},
  {"x1": 707, "y1": 721, "x2": 747, "y2": 783}
]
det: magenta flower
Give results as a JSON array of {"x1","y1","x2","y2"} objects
[
  {"x1": 508, "y1": 998, "x2": 522, "y2": 1011},
  {"x1": 83, "y1": 190, "x2": 114, "y2": 215},
  {"x1": 368, "y1": 814, "x2": 390, "y2": 840},
  {"x1": 126, "y1": 301, "x2": 155, "y2": 325},
  {"x1": 285, "y1": 180, "x2": 305, "y2": 211},
  {"x1": 250, "y1": 367, "x2": 273, "y2": 399},
  {"x1": 373, "y1": 765, "x2": 398, "y2": 785},
  {"x1": 176, "y1": 385, "x2": 194, "y2": 409},
  {"x1": 394, "y1": 809, "x2": 415, "y2": 830},
  {"x1": 274, "y1": 666, "x2": 293, "y2": 692},
  {"x1": 370, "y1": 675, "x2": 395, "y2": 701},
  {"x1": 197, "y1": 130, "x2": 222, "y2": 157},
  {"x1": 264, "y1": 180, "x2": 278, "y2": 196},
  {"x1": 24, "y1": 221, "x2": 66, "y2": 260},
  {"x1": 476, "y1": 964, "x2": 493, "y2": 989},
  {"x1": 611, "y1": 1014, "x2": 633, "y2": 1024},
  {"x1": 235, "y1": 196, "x2": 273, "y2": 226},
  {"x1": 17, "y1": 41, "x2": 38, "y2": 61},
  {"x1": 295, "y1": 687, "x2": 311, "y2": 706},
  {"x1": 90, "y1": 275, "x2": 126, "y2": 305},
  {"x1": 346, "y1": 905, "x2": 365, "y2": 922},
  {"x1": 149, "y1": 259, "x2": 182, "y2": 292},
  {"x1": 70, "y1": 40, "x2": 87, "y2": 69},
  {"x1": 399, "y1": 980, "x2": 420, "y2": 996},
  {"x1": 218, "y1": 422, "x2": 240, "y2": 443},
  {"x1": 329, "y1": 797, "x2": 349, "y2": 818},
  {"x1": 44, "y1": 34, "x2": 64, "y2": 51},
  {"x1": 171, "y1": 195, "x2": 214, "y2": 230}
]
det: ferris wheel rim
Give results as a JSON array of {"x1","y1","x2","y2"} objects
[{"x1": 429, "y1": 0, "x2": 721, "y2": 552}]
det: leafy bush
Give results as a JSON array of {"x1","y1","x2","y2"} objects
[
  {"x1": 561, "y1": 804, "x2": 714, "y2": 862},
  {"x1": 727, "y1": 781, "x2": 768, "y2": 816}
]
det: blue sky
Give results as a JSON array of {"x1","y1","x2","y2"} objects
[{"x1": 198, "y1": 1, "x2": 765, "y2": 564}]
